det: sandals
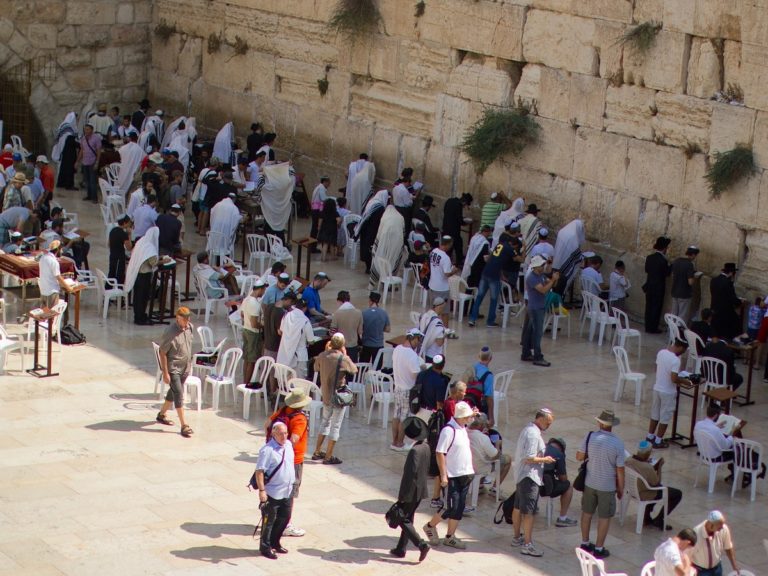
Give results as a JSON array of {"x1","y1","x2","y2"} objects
[
  {"x1": 311, "y1": 451, "x2": 326, "y2": 461},
  {"x1": 323, "y1": 456, "x2": 342, "y2": 465},
  {"x1": 156, "y1": 412, "x2": 174, "y2": 426},
  {"x1": 181, "y1": 425, "x2": 194, "y2": 438}
]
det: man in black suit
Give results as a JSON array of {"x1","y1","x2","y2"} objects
[
  {"x1": 702, "y1": 327, "x2": 743, "y2": 390},
  {"x1": 710, "y1": 262, "x2": 743, "y2": 340},
  {"x1": 390, "y1": 417, "x2": 431, "y2": 562},
  {"x1": 413, "y1": 195, "x2": 438, "y2": 246},
  {"x1": 644, "y1": 236, "x2": 671, "y2": 333}
]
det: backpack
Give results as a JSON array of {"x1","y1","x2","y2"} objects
[
  {"x1": 494, "y1": 492, "x2": 516, "y2": 525},
  {"x1": 59, "y1": 324, "x2": 86, "y2": 345},
  {"x1": 266, "y1": 408, "x2": 306, "y2": 442},
  {"x1": 408, "y1": 369, "x2": 429, "y2": 415},
  {"x1": 464, "y1": 370, "x2": 491, "y2": 413}
]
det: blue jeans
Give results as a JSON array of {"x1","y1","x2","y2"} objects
[
  {"x1": 469, "y1": 276, "x2": 500, "y2": 324},
  {"x1": 82, "y1": 164, "x2": 98, "y2": 200},
  {"x1": 521, "y1": 307, "x2": 545, "y2": 360}
]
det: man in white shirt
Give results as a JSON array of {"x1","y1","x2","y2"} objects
[
  {"x1": 247, "y1": 150, "x2": 266, "y2": 183},
  {"x1": 310, "y1": 176, "x2": 330, "y2": 240},
  {"x1": 608, "y1": 260, "x2": 630, "y2": 310},
  {"x1": 38, "y1": 239, "x2": 73, "y2": 309},
  {"x1": 528, "y1": 227, "x2": 555, "y2": 263},
  {"x1": 654, "y1": 528, "x2": 697, "y2": 576},
  {"x1": 127, "y1": 176, "x2": 155, "y2": 218},
  {"x1": 646, "y1": 339, "x2": 691, "y2": 449},
  {"x1": 467, "y1": 413, "x2": 511, "y2": 493},
  {"x1": 693, "y1": 403, "x2": 742, "y2": 466},
  {"x1": 241, "y1": 279, "x2": 267, "y2": 386},
  {"x1": 429, "y1": 236, "x2": 458, "y2": 335},
  {"x1": 689, "y1": 511, "x2": 741, "y2": 576},
  {"x1": 391, "y1": 328, "x2": 424, "y2": 451},
  {"x1": 581, "y1": 255, "x2": 608, "y2": 296}
]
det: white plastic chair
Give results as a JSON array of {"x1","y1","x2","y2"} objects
[
  {"x1": 586, "y1": 294, "x2": 617, "y2": 345},
  {"x1": 348, "y1": 362, "x2": 372, "y2": 413},
  {"x1": 204, "y1": 347, "x2": 243, "y2": 410},
  {"x1": 409, "y1": 311, "x2": 422, "y2": 327},
  {"x1": 237, "y1": 356, "x2": 275, "y2": 420},
  {"x1": 612, "y1": 346, "x2": 646, "y2": 406},
  {"x1": 105, "y1": 162, "x2": 121, "y2": 186},
  {"x1": 99, "y1": 177, "x2": 125, "y2": 214},
  {"x1": 620, "y1": 467, "x2": 668, "y2": 534},
  {"x1": 246, "y1": 234, "x2": 270, "y2": 275},
  {"x1": 664, "y1": 313, "x2": 687, "y2": 345},
  {"x1": 492, "y1": 369, "x2": 514, "y2": 425},
  {"x1": 371, "y1": 346, "x2": 393, "y2": 371},
  {"x1": 575, "y1": 547, "x2": 629, "y2": 576},
  {"x1": 238, "y1": 274, "x2": 260, "y2": 298},
  {"x1": 544, "y1": 302, "x2": 571, "y2": 340},
  {"x1": 206, "y1": 230, "x2": 232, "y2": 267},
  {"x1": 152, "y1": 342, "x2": 202, "y2": 410},
  {"x1": 192, "y1": 336, "x2": 228, "y2": 381},
  {"x1": 196, "y1": 326, "x2": 217, "y2": 354},
  {"x1": 93, "y1": 268, "x2": 128, "y2": 320},
  {"x1": 409, "y1": 263, "x2": 428, "y2": 308},
  {"x1": 374, "y1": 256, "x2": 404, "y2": 308},
  {"x1": 11, "y1": 134, "x2": 29, "y2": 157},
  {"x1": 500, "y1": 281, "x2": 524, "y2": 328},
  {"x1": 342, "y1": 214, "x2": 361, "y2": 267},
  {"x1": 272, "y1": 363, "x2": 298, "y2": 410},
  {"x1": 640, "y1": 561, "x2": 655, "y2": 576},
  {"x1": 469, "y1": 463, "x2": 501, "y2": 507},
  {"x1": 731, "y1": 438, "x2": 764, "y2": 502},
  {"x1": 229, "y1": 315, "x2": 243, "y2": 349},
  {"x1": 0, "y1": 325, "x2": 25, "y2": 374},
  {"x1": 193, "y1": 270, "x2": 228, "y2": 324},
  {"x1": 684, "y1": 329, "x2": 704, "y2": 373},
  {"x1": 694, "y1": 427, "x2": 732, "y2": 493},
  {"x1": 74, "y1": 266, "x2": 96, "y2": 301},
  {"x1": 367, "y1": 370, "x2": 394, "y2": 428},
  {"x1": 699, "y1": 356, "x2": 728, "y2": 413},
  {"x1": 448, "y1": 275, "x2": 476, "y2": 323},
  {"x1": 611, "y1": 307, "x2": 641, "y2": 356},
  {"x1": 267, "y1": 234, "x2": 293, "y2": 269}
]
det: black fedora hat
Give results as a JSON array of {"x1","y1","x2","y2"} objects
[{"x1": 402, "y1": 416, "x2": 428, "y2": 442}]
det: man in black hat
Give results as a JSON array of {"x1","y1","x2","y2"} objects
[
  {"x1": 710, "y1": 262, "x2": 743, "y2": 340},
  {"x1": 526, "y1": 203, "x2": 540, "y2": 216},
  {"x1": 644, "y1": 236, "x2": 672, "y2": 333},
  {"x1": 414, "y1": 195, "x2": 438, "y2": 246},
  {"x1": 132, "y1": 98, "x2": 150, "y2": 133},
  {"x1": 390, "y1": 416, "x2": 431, "y2": 562},
  {"x1": 442, "y1": 193, "x2": 473, "y2": 263}
]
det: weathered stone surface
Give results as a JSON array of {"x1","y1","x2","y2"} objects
[
  {"x1": 134, "y1": 1, "x2": 152, "y2": 23},
  {"x1": 664, "y1": 0, "x2": 742, "y2": 41},
  {"x1": 399, "y1": 135, "x2": 431, "y2": 180},
  {"x1": 423, "y1": 143, "x2": 459, "y2": 198},
  {"x1": 623, "y1": 30, "x2": 690, "y2": 93},
  {"x1": 328, "y1": 118, "x2": 375, "y2": 169},
  {"x1": 111, "y1": 25, "x2": 148, "y2": 46},
  {"x1": 605, "y1": 191, "x2": 642, "y2": 251},
  {"x1": 653, "y1": 92, "x2": 713, "y2": 151},
  {"x1": 0, "y1": 19, "x2": 15, "y2": 44},
  {"x1": 514, "y1": 64, "x2": 570, "y2": 123},
  {"x1": 592, "y1": 19, "x2": 624, "y2": 80},
  {"x1": 121, "y1": 44, "x2": 149, "y2": 66},
  {"x1": 741, "y1": 0, "x2": 768, "y2": 46},
  {"x1": 687, "y1": 37, "x2": 722, "y2": 98},
  {"x1": 399, "y1": 41, "x2": 452, "y2": 92},
  {"x1": 573, "y1": 128, "x2": 629, "y2": 190},
  {"x1": 350, "y1": 80, "x2": 434, "y2": 139},
  {"x1": 742, "y1": 227, "x2": 768, "y2": 297},
  {"x1": 445, "y1": 58, "x2": 515, "y2": 106},
  {"x1": 78, "y1": 26, "x2": 110, "y2": 48},
  {"x1": 755, "y1": 170, "x2": 768, "y2": 234},
  {"x1": 66, "y1": 1, "x2": 117, "y2": 25},
  {"x1": 626, "y1": 139, "x2": 686, "y2": 206},
  {"x1": 752, "y1": 111, "x2": 768, "y2": 169},
  {"x1": 117, "y1": 3, "x2": 134, "y2": 24},
  {"x1": 569, "y1": 74, "x2": 606, "y2": 130},
  {"x1": 57, "y1": 26, "x2": 78, "y2": 48},
  {"x1": 65, "y1": 68, "x2": 96, "y2": 91},
  {"x1": 633, "y1": 0, "x2": 663, "y2": 22},
  {"x1": 723, "y1": 40, "x2": 742, "y2": 89},
  {"x1": 523, "y1": 10, "x2": 598, "y2": 76},
  {"x1": 518, "y1": 117, "x2": 574, "y2": 179},
  {"x1": 27, "y1": 24, "x2": 57, "y2": 50},
  {"x1": 709, "y1": 102, "x2": 756, "y2": 154},
  {"x1": 151, "y1": 34, "x2": 180, "y2": 72},
  {"x1": 202, "y1": 47, "x2": 275, "y2": 97},
  {"x1": 15, "y1": 0, "x2": 67, "y2": 24},
  {"x1": 420, "y1": 0, "x2": 525, "y2": 61},
  {"x1": 369, "y1": 127, "x2": 402, "y2": 183},
  {"x1": 637, "y1": 199, "x2": 672, "y2": 255},
  {"x1": 604, "y1": 85, "x2": 656, "y2": 141},
  {"x1": 741, "y1": 43, "x2": 768, "y2": 112},
  {"x1": 293, "y1": 106, "x2": 335, "y2": 162},
  {"x1": 95, "y1": 47, "x2": 119, "y2": 69},
  {"x1": 433, "y1": 95, "x2": 482, "y2": 148}
]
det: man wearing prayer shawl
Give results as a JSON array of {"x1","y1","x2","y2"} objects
[
  {"x1": 209, "y1": 193, "x2": 242, "y2": 256},
  {"x1": 461, "y1": 225, "x2": 493, "y2": 288},
  {"x1": 552, "y1": 219, "x2": 586, "y2": 296},
  {"x1": 255, "y1": 162, "x2": 295, "y2": 243},
  {"x1": 354, "y1": 189, "x2": 389, "y2": 274},
  {"x1": 116, "y1": 133, "x2": 146, "y2": 196},
  {"x1": 213, "y1": 122, "x2": 235, "y2": 167},
  {"x1": 518, "y1": 204, "x2": 542, "y2": 259},
  {"x1": 347, "y1": 155, "x2": 375, "y2": 215},
  {"x1": 369, "y1": 204, "x2": 407, "y2": 290},
  {"x1": 124, "y1": 226, "x2": 159, "y2": 325},
  {"x1": 277, "y1": 295, "x2": 318, "y2": 378},
  {"x1": 492, "y1": 197, "x2": 525, "y2": 249},
  {"x1": 52, "y1": 112, "x2": 79, "y2": 190}
]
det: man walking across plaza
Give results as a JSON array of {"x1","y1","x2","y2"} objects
[
  {"x1": 521, "y1": 255, "x2": 559, "y2": 366},
  {"x1": 155, "y1": 307, "x2": 195, "y2": 438},
  {"x1": 688, "y1": 510, "x2": 742, "y2": 576},
  {"x1": 241, "y1": 278, "x2": 267, "y2": 386},
  {"x1": 577, "y1": 410, "x2": 625, "y2": 559},
  {"x1": 511, "y1": 408, "x2": 556, "y2": 557}
]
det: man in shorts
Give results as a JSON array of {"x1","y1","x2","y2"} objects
[
  {"x1": 155, "y1": 307, "x2": 195, "y2": 438},
  {"x1": 542, "y1": 437, "x2": 578, "y2": 527},
  {"x1": 577, "y1": 410, "x2": 625, "y2": 559},
  {"x1": 423, "y1": 401, "x2": 475, "y2": 549},
  {"x1": 511, "y1": 409, "x2": 555, "y2": 557},
  {"x1": 646, "y1": 339, "x2": 692, "y2": 449},
  {"x1": 428, "y1": 236, "x2": 458, "y2": 337},
  {"x1": 391, "y1": 328, "x2": 424, "y2": 451},
  {"x1": 241, "y1": 278, "x2": 267, "y2": 385}
]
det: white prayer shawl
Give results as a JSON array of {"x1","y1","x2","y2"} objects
[
  {"x1": 116, "y1": 141, "x2": 145, "y2": 196},
  {"x1": 124, "y1": 226, "x2": 159, "y2": 293},
  {"x1": 127, "y1": 187, "x2": 147, "y2": 218},
  {"x1": 213, "y1": 122, "x2": 234, "y2": 165},
  {"x1": 142, "y1": 115, "x2": 164, "y2": 144},
  {"x1": 255, "y1": 162, "x2": 294, "y2": 232},
  {"x1": 209, "y1": 197, "x2": 241, "y2": 248},
  {"x1": 418, "y1": 309, "x2": 445, "y2": 360},
  {"x1": 257, "y1": 144, "x2": 274, "y2": 164},
  {"x1": 348, "y1": 161, "x2": 375, "y2": 215},
  {"x1": 277, "y1": 307, "x2": 315, "y2": 367},
  {"x1": 161, "y1": 116, "x2": 186, "y2": 150},
  {"x1": 553, "y1": 219, "x2": 586, "y2": 291},
  {"x1": 52, "y1": 112, "x2": 77, "y2": 162},
  {"x1": 185, "y1": 117, "x2": 198, "y2": 145},
  {"x1": 370, "y1": 205, "x2": 406, "y2": 288},
  {"x1": 354, "y1": 189, "x2": 389, "y2": 237},
  {"x1": 492, "y1": 197, "x2": 525, "y2": 248},
  {"x1": 461, "y1": 232, "x2": 490, "y2": 280},
  {"x1": 518, "y1": 213, "x2": 542, "y2": 258},
  {"x1": 169, "y1": 132, "x2": 191, "y2": 189},
  {"x1": 138, "y1": 117, "x2": 159, "y2": 153}
]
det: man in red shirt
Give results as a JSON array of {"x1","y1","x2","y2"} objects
[
  {"x1": 0, "y1": 144, "x2": 13, "y2": 169},
  {"x1": 37, "y1": 155, "x2": 55, "y2": 204}
]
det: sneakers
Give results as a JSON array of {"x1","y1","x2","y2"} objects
[
  {"x1": 580, "y1": 542, "x2": 595, "y2": 553},
  {"x1": 389, "y1": 444, "x2": 407, "y2": 452},
  {"x1": 463, "y1": 506, "x2": 475, "y2": 515},
  {"x1": 430, "y1": 498, "x2": 444, "y2": 509},
  {"x1": 480, "y1": 476, "x2": 493, "y2": 485},
  {"x1": 510, "y1": 535, "x2": 525, "y2": 547},
  {"x1": 423, "y1": 523, "x2": 440, "y2": 546},
  {"x1": 521, "y1": 542, "x2": 543, "y2": 557},
  {"x1": 593, "y1": 547, "x2": 610, "y2": 559},
  {"x1": 653, "y1": 439, "x2": 670, "y2": 449},
  {"x1": 442, "y1": 535, "x2": 466, "y2": 549},
  {"x1": 468, "y1": 321, "x2": 476, "y2": 327},
  {"x1": 555, "y1": 517, "x2": 578, "y2": 527},
  {"x1": 532, "y1": 359, "x2": 551, "y2": 367},
  {"x1": 487, "y1": 322, "x2": 500, "y2": 328},
  {"x1": 283, "y1": 524, "x2": 306, "y2": 537}
]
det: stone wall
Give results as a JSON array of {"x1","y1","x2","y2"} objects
[
  {"x1": 149, "y1": 0, "x2": 768, "y2": 312},
  {"x1": 0, "y1": 0, "x2": 151, "y2": 150}
]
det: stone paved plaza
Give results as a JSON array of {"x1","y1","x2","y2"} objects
[{"x1": 1, "y1": 199, "x2": 767, "y2": 576}]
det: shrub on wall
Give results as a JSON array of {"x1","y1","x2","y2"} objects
[
  {"x1": 328, "y1": 0, "x2": 382, "y2": 41},
  {"x1": 461, "y1": 105, "x2": 540, "y2": 175},
  {"x1": 617, "y1": 21, "x2": 662, "y2": 56},
  {"x1": 705, "y1": 145, "x2": 755, "y2": 196}
]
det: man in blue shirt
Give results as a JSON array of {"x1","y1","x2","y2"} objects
[
  {"x1": 360, "y1": 291, "x2": 390, "y2": 363},
  {"x1": 302, "y1": 271, "x2": 331, "y2": 323},
  {"x1": 522, "y1": 255, "x2": 560, "y2": 366},
  {"x1": 262, "y1": 272, "x2": 291, "y2": 305},
  {"x1": 461, "y1": 346, "x2": 496, "y2": 424},
  {"x1": 417, "y1": 354, "x2": 449, "y2": 410},
  {"x1": 468, "y1": 231, "x2": 523, "y2": 327}
]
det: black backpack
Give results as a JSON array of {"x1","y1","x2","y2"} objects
[
  {"x1": 408, "y1": 369, "x2": 429, "y2": 414},
  {"x1": 60, "y1": 324, "x2": 86, "y2": 345},
  {"x1": 494, "y1": 491, "x2": 516, "y2": 525}
]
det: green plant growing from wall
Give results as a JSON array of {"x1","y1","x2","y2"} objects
[
  {"x1": 232, "y1": 36, "x2": 249, "y2": 56},
  {"x1": 415, "y1": 1, "x2": 425, "y2": 17},
  {"x1": 317, "y1": 78, "x2": 329, "y2": 96},
  {"x1": 705, "y1": 145, "x2": 755, "y2": 196},
  {"x1": 461, "y1": 104, "x2": 540, "y2": 175},
  {"x1": 154, "y1": 20, "x2": 176, "y2": 43},
  {"x1": 328, "y1": 0, "x2": 382, "y2": 42},
  {"x1": 207, "y1": 33, "x2": 221, "y2": 54},
  {"x1": 617, "y1": 21, "x2": 662, "y2": 56}
]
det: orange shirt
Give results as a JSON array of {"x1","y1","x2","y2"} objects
[
  {"x1": 40, "y1": 165, "x2": 55, "y2": 193},
  {"x1": 268, "y1": 407, "x2": 308, "y2": 464}
]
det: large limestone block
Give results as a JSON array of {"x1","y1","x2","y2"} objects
[
  {"x1": 518, "y1": 117, "x2": 575, "y2": 179},
  {"x1": 523, "y1": 10, "x2": 598, "y2": 76},
  {"x1": 636, "y1": 199, "x2": 672, "y2": 255},
  {"x1": 664, "y1": 0, "x2": 741, "y2": 41},
  {"x1": 399, "y1": 41, "x2": 452, "y2": 92},
  {"x1": 379, "y1": 0, "x2": 419, "y2": 42},
  {"x1": 399, "y1": 136, "x2": 431, "y2": 180},
  {"x1": 741, "y1": 228, "x2": 768, "y2": 297},
  {"x1": 95, "y1": 48, "x2": 119, "y2": 69},
  {"x1": 573, "y1": 128, "x2": 628, "y2": 190},
  {"x1": 420, "y1": 0, "x2": 525, "y2": 60},
  {"x1": 202, "y1": 47, "x2": 275, "y2": 97},
  {"x1": 122, "y1": 44, "x2": 150, "y2": 66},
  {"x1": 275, "y1": 58, "x2": 327, "y2": 106},
  {"x1": 633, "y1": 0, "x2": 663, "y2": 22},
  {"x1": 177, "y1": 36, "x2": 202, "y2": 78},
  {"x1": 329, "y1": 118, "x2": 375, "y2": 167},
  {"x1": 267, "y1": 17, "x2": 338, "y2": 66},
  {"x1": 593, "y1": 20, "x2": 625, "y2": 80},
  {"x1": 134, "y1": 1, "x2": 152, "y2": 23},
  {"x1": 687, "y1": 37, "x2": 722, "y2": 98},
  {"x1": 234, "y1": 0, "x2": 335, "y2": 22},
  {"x1": 723, "y1": 41, "x2": 742, "y2": 90},
  {"x1": 626, "y1": 140, "x2": 686, "y2": 205},
  {"x1": 445, "y1": 60, "x2": 515, "y2": 106},
  {"x1": 370, "y1": 127, "x2": 402, "y2": 183},
  {"x1": 569, "y1": 74, "x2": 606, "y2": 130},
  {"x1": 58, "y1": 49, "x2": 93, "y2": 70},
  {"x1": 368, "y1": 36, "x2": 399, "y2": 83},
  {"x1": 350, "y1": 80, "x2": 434, "y2": 139},
  {"x1": 653, "y1": 92, "x2": 712, "y2": 151},
  {"x1": 117, "y1": 3, "x2": 133, "y2": 25},
  {"x1": 514, "y1": 64, "x2": 570, "y2": 123},
  {"x1": 623, "y1": 30, "x2": 690, "y2": 93},
  {"x1": 752, "y1": 111, "x2": 768, "y2": 169},
  {"x1": 433, "y1": 95, "x2": 483, "y2": 149},
  {"x1": 112, "y1": 24, "x2": 148, "y2": 47},
  {"x1": 741, "y1": 43, "x2": 768, "y2": 112},
  {"x1": 579, "y1": 183, "x2": 618, "y2": 242},
  {"x1": 575, "y1": 0, "x2": 633, "y2": 22},
  {"x1": 604, "y1": 85, "x2": 656, "y2": 141},
  {"x1": 755, "y1": 170, "x2": 768, "y2": 230},
  {"x1": 543, "y1": 178, "x2": 585, "y2": 231},
  {"x1": 190, "y1": 83, "x2": 260, "y2": 142},
  {"x1": 709, "y1": 102, "x2": 756, "y2": 154},
  {"x1": 151, "y1": 34, "x2": 180, "y2": 73},
  {"x1": 605, "y1": 191, "x2": 642, "y2": 251},
  {"x1": 26, "y1": 24, "x2": 56, "y2": 50},
  {"x1": 292, "y1": 107, "x2": 335, "y2": 163},
  {"x1": 66, "y1": 1, "x2": 117, "y2": 25},
  {"x1": 424, "y1": 143, "x2": 459, "y2": 197},
  {"x1": 742, "y1": 0, "x2": 768, "y2": 46}
]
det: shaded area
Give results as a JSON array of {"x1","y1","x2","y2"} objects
[
  {"x1": 180, "y1": 522, "x2": 254, "y2": 539},
  {"x1": 169, "y1": 545, "x2": 260, "y2": 564},
  {"x1": 85, "y1": 419, "x2": 164, "y2": 433},
  {"x1": 352, "y1": 498, "x2": 392, "y2": 515}
]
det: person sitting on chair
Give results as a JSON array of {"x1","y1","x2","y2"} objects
[
  {"x1": 624, "y1": 440, "x2": 682, "y2": 530},
  {"x1": 542, "y1": 437, "x2": 578, "y2": 527}
]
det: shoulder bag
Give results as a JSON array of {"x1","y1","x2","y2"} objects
[
  {"x1": 332, "y1": 354, "x2": 354, "y2": 407},
  {"x1": 572, "y1": 431, "x2": 593, "y2": 492}
]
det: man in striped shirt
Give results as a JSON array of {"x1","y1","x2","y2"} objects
[{"x1": 480, "y1": 191, "x2": 511, "y2": 228}]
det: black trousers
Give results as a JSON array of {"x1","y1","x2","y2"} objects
[
  {"x1": 394, "y1": 500, "x2": 423, "y2": 553},
  {"x1": 108, "y1": 254, "x2": 126, "y2": 285},
  {"x1": 644, "y1": 288, "x2": 664, "y2": 332},
  {"x1": 133, "y1": 271, "x2": 152, "y2": 323},
  {"x1": 360, "y1": 345, "x2": 381, "y2": 365},
  {"x1": 643, "y1": 486, "x2": 682, "y2": 522},
  {"x1": 260, "y1": 496, "x2": 293, "y2": 551},
  {"x1": 445, "y1": 231, "x2": 464, "y2": 264}
]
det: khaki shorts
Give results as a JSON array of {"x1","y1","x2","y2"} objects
[
  {"x1": 651, "y1": 390, "x2": 676, "y2": 424},
  {"x1": 581, "y1": 485, "x2": 616, "y2": 519},
  {"x1": 242, "y1": 330, "x2": 262, "y2": 363},
  {"x1": 429, "y1": 289, "x2": 450, "y2": 306}
]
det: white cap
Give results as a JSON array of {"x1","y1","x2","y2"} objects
[
  {"x1": 491, "y1": 192, "x2": 498, "y2": 200},
  {"x1": 36, "y1": 155, "x2": 49, "y2": 164},
  {"x1": 708, "y1": 510, "x2": 724, "y2": 523},
  {"x1": 530, "y1": 255, "x2": 547, "y2": 268},
  {"x1": 155, "y1": 109, "x2": 164, "y2": 116}
]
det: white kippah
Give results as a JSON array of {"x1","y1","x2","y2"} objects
[{"x1": 708, "y1": 510, "x2": 724, "y2": 522}]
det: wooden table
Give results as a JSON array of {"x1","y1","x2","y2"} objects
[
  {"x1": 63, "y1": 284, "x2": 86, "y2": 330},
  {"x1": 704, "y1": 388, "x2": 739, "y2": 414},
  {"x1": 0, "y1": 253, "x2": 76, "y2": 305},
  {"x1": 173, "y1": 249, "x2": 195, "y2": 301},
  {"x1": 26, "y1": 308, "x2": 59, "y2": 378},
  {"x1": 291, "y1": 237, "x2": 317, "y2": 280},
  {"x1": 670, "y1": 382, "x2": 701, "y2": 449},
  {"x1": 147, "y1": 264, "x2": 177, "y2": 325},
  {"x1": 727, "y1": 341, "x2": 757, "y2": 407}
]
